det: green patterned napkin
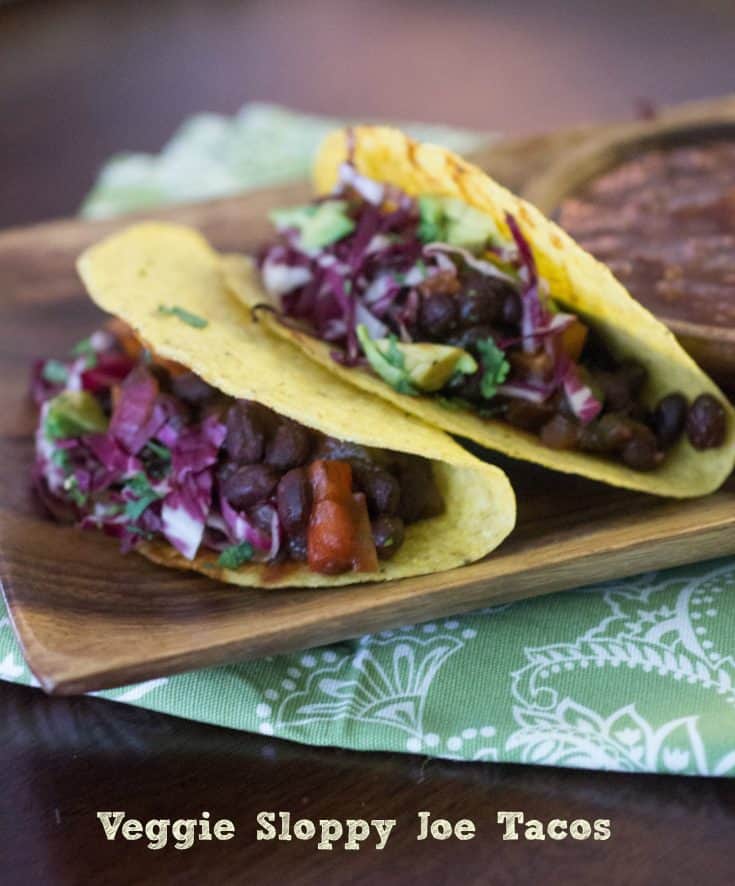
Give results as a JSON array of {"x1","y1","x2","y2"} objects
[
  {"x1": 81, "y1": 103, "x2": 487, "y2": 219},
  {"x1": 3, "y1": 105, "x2": 734, "y2": 776}
]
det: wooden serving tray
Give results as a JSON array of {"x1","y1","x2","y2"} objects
[{"x1": 3, "y1": 95, "x2": 735, "y2": 695}]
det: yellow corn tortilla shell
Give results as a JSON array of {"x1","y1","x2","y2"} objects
[
  {"x1": 225, "y1": 124, "x2": 735, "y2": 498},
  {"x1": 77, "y1": 222, "x2": 516, "y2": 588}
]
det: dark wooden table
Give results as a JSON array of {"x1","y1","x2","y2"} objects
[
  {"x1": 3, "y1": 1, "x2": 735, "y2": 882},
  {"x1": 3, "y1": 682, "x2": 735, "y2": 885}
]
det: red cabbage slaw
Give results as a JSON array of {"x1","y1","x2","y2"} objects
[
  {"x1": 257, "y1": 164, "x2": 602, "y2": 425},
  {"x1": 32, "y1": 336, "x2": 283, "y2": 564}
]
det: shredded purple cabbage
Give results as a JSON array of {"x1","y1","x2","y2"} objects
[
  {"x1": 257, "y1": 165, "x2": 602, "y2": 421},
  {"x1": 32, "y1": 336, "x2": 283, "y2": 563}
]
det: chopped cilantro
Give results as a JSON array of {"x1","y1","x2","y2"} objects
[
  {"x1": 157, "y1": 305, "x2": 208, "y2": 329},
  {"x1": 41, "y1": 360, "x2": 69, "y2": 385},
  {"x1": 475, "y1": 338, "x2": 510, "y2": 399},
  {"x1": 124, "y1": 493, "x2": 159, "y2": 522},
  {"x1": 123, "y1": 473, "x2": 161, "y2": 522},
  {"x1": 126, "y1": 473, "x2": 155, "y2": 496},
  {"x1": 51, "y1": 448, "x2": 71, "y2": 470},
  {"x1": 145, "y1": 440, "x2": 171, "y2": 463},
  {"x1": 218, "y1": 542, "x2": 254, "y2": 569},
  {"x1": 356, "y1": 324, "x2": 416, "y2": 395},
  {"x1": 384, "y1": 335, "x2": 419, "y2": 395},
  {"x1": 71, "y1": 337, "x2": 97, "y2": 368}
]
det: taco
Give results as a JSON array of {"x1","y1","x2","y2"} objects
[
  {"x1": 31, "y1": 222, "x2": 515, "y2": 588},
  {"x1": 225, "y1": 126, "x2": 735, "y2": 498}
]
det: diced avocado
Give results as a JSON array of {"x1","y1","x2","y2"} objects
[
  {"x1": 357, "y1": 325, "x2": 477, "y2": 394},
  {"x1": 417, "y1": 195, "x2": 446, "y2": 243},
  {"x1": 418, "y1": 196, "x2": 498, "y2": 253},
  {"x1": 44, "y1": 391, "x2": 108, "y2": 440},
  {"x1": 400, "y1": 342, "x2": 477, "y2": 392},
  {"x1": 269, "y1": 200, "x2": 355, "y2": 250},
  {"x1": 357, "y1": 325, "x2": 417, "y2": 394}
]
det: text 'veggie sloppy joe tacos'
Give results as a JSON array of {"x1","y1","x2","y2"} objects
[
  {"x1": 224, "y1": 126, "x2": 735, "y2": 498},
  {"x1": 31, "y1": 223, "x2": 515, "y2": 587}
]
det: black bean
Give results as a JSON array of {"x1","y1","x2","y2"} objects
[
  {"x1": 224, "y1": 401, "x2": 270, "y2": 464},
  {"x1": 312, "y1": 436, "x2": 372, "y2": 463},
  {"x1": 501, "y1": 291, "x2": 522, "y2": 327},
  {"x1": 171, "y1": 371, "x2": 216, "y2": 405},
  {"x1": 265, "y1": 420, "x2": 311, "y2": 470},
  {"x1": 371, "y1": 515, "x2": 406, "y2": 560},
  {"x1": 457, "y1": 291, "x2": 503, "y2": 327},
  {"x1": 352, "y1": 463, "x2": 400, "y2": 516},
  {"x1": 419, "y1": 293, "x2": 457, "y2": 339},
  {"x1": 220, "y1": 464, "x2": 279, "y2": 509},
  {"x1": 276, "y1": 468, "x2": 312, "y2": 534},
  {"x1": 397, "y1": 458, "x2": 444, "y2": 523},
  {"x1": 505, "y1": 398, "x2": 555, "y2": 432},
  {"x1": 622, "y1": 426, "x2": 662, "y2": 471},
  {"x1": 686, "y1": 394, "x2": 727, "y2": 450},
  {"x1": 620, "y1": 361, "x2": 647, "y2": 397},
  {"x1": 540, "y1": 414, "x2": 580, "y2": 450},
  {"x1": 462, "y1": 270, "x2": 515, "y2": 298},
  {"x1": 653, "y1": 393, "x2": 688, "y2": 449},
  {"x1": 250, "y1": 501, "x2": 277, "y2": 533},
  {"x1": 594, "y1": 371, "x2": 633, "y2": 412},
  {"x1": 217, "y1": 461, "x2": 237, "y2": 486},
  {"x1": 579, "y1": 413, "x2": 635, "y2": 453}
]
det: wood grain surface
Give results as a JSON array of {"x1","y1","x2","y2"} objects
[{"x1": 4, "y1": 95, "x2": 735, "y2": 695}]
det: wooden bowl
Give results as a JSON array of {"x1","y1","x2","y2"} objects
[{"x1": 522, "y1": 116, "x2": 735, "y2": 386}]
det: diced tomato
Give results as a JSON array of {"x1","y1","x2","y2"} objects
[
  {"x1": 349, "y1": 492, "x2": 380, "y2": 573},
  {"x1": 308, "y1": 459, "x2": 352, "y2": 503},
  {"x1": 106, "y1": 318, "x2": 146, "y2": 361},
  {"x1": 307, "y1": 460, "x2": 379, "y2": 575},
  {"x1": 308, "y1": 500, "x2": 359, "y2": 574},
  {"x1": 105, "y1": 318, "x2": 187, "y2": 376},
  {"x1": 561, "y1": 319, "x2": 588, "y2": 362}
]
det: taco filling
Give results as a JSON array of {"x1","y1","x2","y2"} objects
[
  {"x1": 32, "y1": 324, "x2": 445, "y2": 575},
  {"x1": 255, "y1": 165, "x2": 727, "y2": 472}
]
